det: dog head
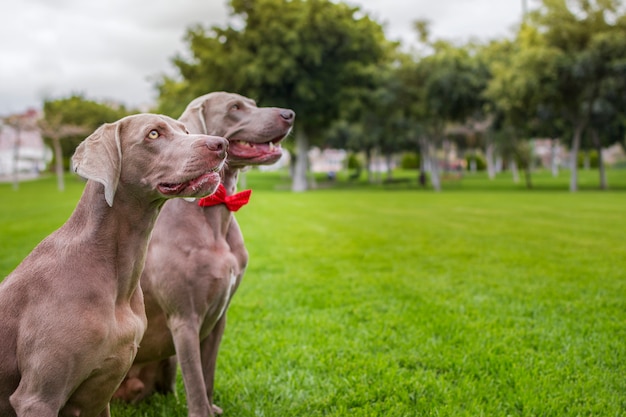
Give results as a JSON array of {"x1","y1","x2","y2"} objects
[
  {"x1": 180, "y1": 92, "x2": 295, "y2": 168},
  {"x1": 72, "y1": 114, "x2": 227, "y2": 206}
]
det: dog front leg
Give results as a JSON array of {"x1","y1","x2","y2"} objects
[
  {"x1": 170, "y1": 319, "x2": 213, "y2": 417},
  {"x1": 10, "y1": 379, "x2": 63, "y2": 417},
  {"x1": 9, "y1": 398, "x2": 58, "y2": 417},
  {"x1": 96, "y1": 402, "x2": 111, "y2": 417},
  {"x1": 200, "y1": 314, "x2": 226, "y2": 415}
]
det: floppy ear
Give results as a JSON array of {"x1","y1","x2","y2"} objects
[
  {"x1": 179, "y1": 102, "x2": 208, "y2": 135},
  {"x1": 71, "y1": 122, "x2": 122, "y2": 207}
]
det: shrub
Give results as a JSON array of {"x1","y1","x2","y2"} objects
[
  {"x1": 578, "y1": 150, "x2": 599, "y2": 168},
  {"x1": 465, "y1": 153, "x2": 487, "y2": 171},
  {"x1": 347, "y1": 153, "x2": 362, "y2": 171},
  {"x1": 400, "y1": 152, "x2": 419, "y2": 170}
]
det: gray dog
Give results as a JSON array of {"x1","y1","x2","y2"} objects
[
  {"x1": 113, "y1": 93, "x2": 295, "y2": 417},
  {"x1": 0, "y1": 114, "x2": 227, "y2": 417}
]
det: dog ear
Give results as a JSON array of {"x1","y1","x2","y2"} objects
[
  {"x1": 72, "y1": 121, "x2": 122, "y2": 207},
  {"x1": 179, "y1": 102, "x2": 208, "y2": 135}
]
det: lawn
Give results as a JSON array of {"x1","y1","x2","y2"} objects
[{"x1": 1, "y1": 169, "x2": 625, "y2": 416}]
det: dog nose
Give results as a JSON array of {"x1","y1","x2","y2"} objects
[
  {"x1": 280, "y1": 109, "x2": 295, "y2": 124},
  {"x1": 205, "y1": 136, "x2": 228, "y2": 159}
]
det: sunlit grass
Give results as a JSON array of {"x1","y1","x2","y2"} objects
[{"x1": 1, "y1": 169, "x2": 625, "y2": 416}]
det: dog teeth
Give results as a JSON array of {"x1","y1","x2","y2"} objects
[{"x1": 238, "y1": 140, "x2": 280, "y2": 150}]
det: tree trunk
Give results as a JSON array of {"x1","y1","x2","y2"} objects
[
  {"x1": 371, "y1": 147, "x2": 381, "y2": 184},
  {"x1": 486, "y1": 141, "x2": 496, "y2": 180},
  {"x1": 569, "y1": 123, "x2": 585, "y2": 192},
  {"x1": 365, "y1": 148, "x2": 374, "y2": 183},
  {"x1": 442, "y1": 140, "x2": 450, "y2": 175},
  {"x1": 52, "y1": 137, "x2": 65, "y2": 191},
  {"x1": 510, "y1": 160, "x2": 519, "y2": 183},
  {"x1": 12, "y1": 126, "x2": 21, "y2": 190},
  {"x1": 428, "y1": 142, "x2": 441, "y2": 192},
  {"x1": 524, "y1": 167, "x2": 533, "y2": 189},
  {"x1": 385, "y1": 152, "x2": 393, "y2": 181},
  {"x1": 288, "y1": 150, "x2": 296, "y2": 179},
  {"x1": 470, "y1": 156, "x2": 477, "y2": 173},
  {"x1": 551, "y1": 139, "x2": 559, "y2": 177},
  {"x1": 591, "y1": 129, "x2": 607, "y2": 190},
  {"x1": 418, "y1": 145, "x2": 427, "y2": 187},
  {"x1": 292, "y1": 129, "x2": 308, "y2": 192},
  {"x1": 597, "y1": 148, "x2": 607, "y2": 190},
  {"x1": 495, "y1": 156, "x2": 503, "y2": 173}
]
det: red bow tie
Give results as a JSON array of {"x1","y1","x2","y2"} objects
[{"x1": 197, "y1": 184, "x2": 252, "y2": 212}]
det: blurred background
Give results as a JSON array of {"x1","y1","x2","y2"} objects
[{"x1": 1, "y1": 0, "x2": 625, "y2": 192}]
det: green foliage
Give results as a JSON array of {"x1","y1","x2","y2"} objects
[
  {"x1": 147, "y1": 0, "x2": 626, "y2": 193},
  {"x1": 400, "y1": 152, "x2": 419, "y2": 169},
  {"x1": 157, "y1": 0, "x2": 394, "y2": 137},
  {"x1": 578, "y1": 149, "x2": 600, "y2": 168},
  {"x1": 528, "y1": 0, "x2": 626, "y2": 130},
  {"x1": 481, "y1": 0, "x2": 626, "y2": 190},
  {"x1": 484, "y1": 26, "x2": 562, "y2": 135},
  {"x1": 465, "y1": 153, "x2": 487, "y2": 171},
  {"x1": 420, "y1": 44, "x2": 489, "y2": 126},
  {"x1": 43, "y1": 94, "x2": 132, "y2": 128},
  {"x1": 346, "y1": 153, "x2": 362, "y2": 171},
  {"x1": 41, "y1": 95, "x2": 135, "y2": 168},
  {"x1": 398, "y1": 36, "x2": 491, "y2": 192},
  {"x1": 2, "y1": 171, "x2": 626, "y2": 416}
]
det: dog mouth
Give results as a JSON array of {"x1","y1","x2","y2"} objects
[
  {"x1": 228, "y1": 134, "x2": 287, "y2": 164},
  {"x1": 157, "y1": 164, "x2": 223, "y2": 196}
]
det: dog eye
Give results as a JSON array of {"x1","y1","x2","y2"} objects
[
  {"x1": 231, "y1": 104, "x2": 240, "y2": 110},
  {"x1": 147, "y1": 130, "x2": 160, "y2": 139}
]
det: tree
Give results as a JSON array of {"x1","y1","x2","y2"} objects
[
  {"x1": 41, "y1": 95, "x2": 133, "y2": 190},
  {"x1": 336, "y1": 60, "x2": 413, "y2": 184},
  {"x1": 156, "y1": 0, "x2": 394, "y2": 191},
  {"x1": 401, "y1": 26, "x2": 489, "y2": 191},
  {"x1": 38, "y1": 117, "x2": 88, "y2": 191},
  {"x1": 483, "y1": 24, "x2": 562, "y2": 188},
  {"x1": 529, "y1": 0, "x2": 626, "y2": 191},
  {"x1": 2, "y1": 113, "x2": 38, "y2": 190},
  {"x1": 587, "y1": 84, "x2": 626, "y2": 189},
  {"x1": 324, "y1": 120, "x2": 371, "y2": 181}
]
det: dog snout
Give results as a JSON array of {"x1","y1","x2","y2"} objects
[
  {"x1": 205, "y1": 136, "x2": 228, "y2": 159},
  {"x1": 280, "y1": 109, "x2": 295, "y2": 124}
]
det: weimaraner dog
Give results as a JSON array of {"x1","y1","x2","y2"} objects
[
  {"x1": 0, "y1": 114, "x2": 227, "y2": 417},
  {"x1": 113, "y1": 92, "x2": 295, "y2": 416}
]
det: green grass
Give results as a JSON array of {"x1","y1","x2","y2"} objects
[{"x1": 1, "y1": 169, "x2": 625, "y2": 416}]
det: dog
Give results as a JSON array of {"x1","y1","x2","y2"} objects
[
  {"x1": 0, "y1": 114, "x2": 227, "y2": 417},
  {"x1": 113, "y1": 92, "x2": 295, "y2": 416}
]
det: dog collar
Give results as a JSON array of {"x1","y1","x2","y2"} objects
[{"x1": 197, "y1": 184, "x2": 251, "y2": 212}]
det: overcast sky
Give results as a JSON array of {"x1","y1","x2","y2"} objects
[{"x1": 0, "y1": 0, "x2": 526, "y2": 116}]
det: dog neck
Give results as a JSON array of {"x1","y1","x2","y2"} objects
[
  {"x1": 221, "y1": 165, "x2": 241, "y2": 197},
  {"x1": 197, "y1": 165, "x2": 243, "y2": 239},
  {"x1": 66, "y1": 181, "x2": 163, "y2": 301}
]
